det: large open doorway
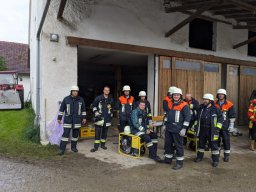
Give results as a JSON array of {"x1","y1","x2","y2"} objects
[{"x1": 77, "y1": 46, "x2": 148, "y2": 122}]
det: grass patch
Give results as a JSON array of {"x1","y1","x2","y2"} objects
[{"x1": 0, "y1": 109, "x2": 61, "y2": 159}]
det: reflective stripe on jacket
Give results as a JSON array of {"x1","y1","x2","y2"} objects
[
  {"x1": 214, "y1": 100, "x2": 236, "y2": 129},
  {"x1": 117, "y1": 95, "x2": 135, "y2": 121},
  {"x1": 58, "y1": 95, "x2": 86, "y2": 129},
  {"x1": 196, "y1": 104, "x2": 224, "y2": 141},
  {"x1": 92, "y1": 94, "x2": 114, "y2": 125},
  {"x1": 166, "y1": 100, "x2": 191, "y2": 133}
]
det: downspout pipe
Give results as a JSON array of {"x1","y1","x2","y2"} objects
[{"x1": 35, "y1": 0, "x2": 51, "y2": 132}]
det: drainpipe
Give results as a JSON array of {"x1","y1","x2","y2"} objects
[{"x1": 35, "y1": 0, "x2": 51, "y2": 132}]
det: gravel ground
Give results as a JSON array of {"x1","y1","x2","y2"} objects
[{"x1": 1, "y1": 128, "x2": 256, "y2": 192}]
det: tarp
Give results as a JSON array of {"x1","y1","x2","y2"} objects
[{"x1": 47, "y1": 114, "x2": 63, "y2": 146}]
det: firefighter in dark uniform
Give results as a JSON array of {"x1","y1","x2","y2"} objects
[
  {"x1": 184, "y1": 93, "x2": 199, "y2": 147},
  {"x1": 164, "y1": 88, "x2": 191, "y2": 170},
  {"x1": 58, "y1": 86, "x2": 86, "y2": 155},
  {"x1": 135, "y1": 91, "x2": 152, "y2": 121},
  {"x1": 184, "y1": 93, "x2": 199, "y2": 130},
  {"x1": 194, "y1": 93, "x2": 224, "y2": 167},
  {"x1": 130, "y1": 101, "x2": 161, "y2": 162},
  {"x1": 91, "y1": 86, "x2": 114, "y2": 152},
  {"x1": 248, "y1": 96, "x2": 256, "y2": 151},
  {"x1": 214, "y1": 89, "x2": 236, "y2": 162},
  {"x1": 116, "y1": 85, "x2": 135, "y2": 133},
  {"x1": 163, "y1": 86, "x2": 176, "y2": 125}
]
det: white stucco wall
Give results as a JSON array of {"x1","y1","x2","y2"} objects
[{"x1": 30, "y1": 0, "x2": 256, "y2": 143}]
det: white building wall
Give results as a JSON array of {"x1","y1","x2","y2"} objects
[{"x1": 30, "y1": 0, "x2": 256, "y2": 143}]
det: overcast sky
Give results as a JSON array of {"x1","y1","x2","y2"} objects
[{"x1": 0, "y1": 0, "x2": 29, "y2": 44}]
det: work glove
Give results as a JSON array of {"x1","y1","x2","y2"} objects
[
  {"x1": 228, "y1": 118, "x2": 236, "y2": 133},
  {"x1": 179, "y1": 128, "x2": 187, "y2": 137}
]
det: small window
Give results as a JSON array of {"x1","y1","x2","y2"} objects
[
  {"x1": 163, "y1": 60, "x2": 171, "y2": 69},
  {"x1": 204, "y1": 63, "x2": 219, "y2": 72},
  {"x1": 229, "y1": 66, "x2": 238, "y2": 76},
  {"x1": 241, "y1": 67, "x2": 256, "y2": 76},
  {"x1": 175, "y1": 60, "x2": 201, "y2": 71},
  {"x1": 248, "y1": 31, "x2": 256, "y2": 57},
  {"x1": 189, "y1": 18, "x2": 214, "y2": 51}
]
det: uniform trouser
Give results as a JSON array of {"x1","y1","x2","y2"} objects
[
  {"x1": 164, "y1": 131, "x2": 184, "y2": 163},
  {"x1": 219, "y1": 129, "x2": 230, "y2": 155},
  {"x1": 197, "y1": 130, "x2": 219, "y2": 162},
  {"x1": 94, "y1": 124, "x2": 109, "y2": 149},
  {"x1": 119, "y1": 120, "x2": 129, "y2": 133},
  {"x1": 60, "y1": 128, "x2": 79, "y2": 151},
  {"x1": 140, "y1": 132, "x2": 158, "y2": 158},
  {"x1": 249, "y1": 122, "x2": 256, "y2": 140}
]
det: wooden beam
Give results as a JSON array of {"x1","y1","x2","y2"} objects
[
  {"x1": 57, "y1": 0, "x2": 67, "y2": 20},
  {"x1": 165, "y1": 5, "x2": 213, "y2": 37},
  {"x1": 233, "y1": 36, "x2": 256, "y2": 49},
  {"x1": 225, "y1": 14, "x2": 255, "y2": 18},
  {"x1": 209, "y1": 5, "x2": 235, "y2": 11},
  {"x1": 233, "y1": 25, "x2": 256, "y2": 29},
  {"x1": 237, "y1": 17, "x2": 256, "y2": 22},
  {"x1": 165, "y1": 1, "x2": 216, "y2": 13},
  {"x1": 182, "y1": 10, "x2": 232, "y2": 25},
  {"x1": 225, "y1": 0, "x2": 256, "y2": 12},
  {"x1": 214, "y1": 10, "x2": 248, "y2": 15},
  {"x1": 66, "y1": 36, "x2": 256, "y2": 67}
]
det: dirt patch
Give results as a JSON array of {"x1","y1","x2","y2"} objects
[{"x1": 1, "y1": 129, "x2": 256, "y2": 192}]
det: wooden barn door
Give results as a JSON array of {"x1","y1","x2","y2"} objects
[
  {"x1": 203, "y1": 62, "x2": 221, "y2": 95},
  {"x1": 158, "y1": 56, "x2": 172, "y2": 115},
  {"x1": 172, "y1": 57, "x2": 203, "y2": 102},
  {"x1": 239, "y1": 66, "x2": 256, "y2": 125},
  {"x1": 226, "y1": 65, "x2": 239, "y2": 123}
]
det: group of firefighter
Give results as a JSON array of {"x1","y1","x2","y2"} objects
[{"x1": 57, "y1": 84, "x2": 256, "y2": 170}]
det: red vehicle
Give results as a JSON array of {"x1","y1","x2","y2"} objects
[{"x1": 0, "y1": 71, "x2": 24, "y2": 109}]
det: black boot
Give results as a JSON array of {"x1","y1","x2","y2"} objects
[
  {"x1": 163, "y1": 157, "x2": 172, "y2": 164},
  {"x1": 58, "y1": 141, "x2": 67, "y2": 155},
  {"x1": 173, "y1": 160, "x2": 183, "y2": 170},
  {"x1": 194, "y1": 151, "x2": 204, "y2": 162},
  {"x1": 149, "y1": 146, "x2": 162, "y2": 162},
  {"x1": 212, "y1": 154, "x2": 219, "y2": 167},
  {"x1": 101, "y1": 142, "x2": 107, "y2": 150},
  {"x1": 71, "y1": 141, "x2": 78, "y2": 153},
  {"x1": 223, "y1": 153, "x2": 230, "y2": 162},
  {"x1": 91, "y1": 142, "x2": 100, "y2": 152},
  {"x1": 90, "y1": 148, "x2": 98, "y2": 152}
]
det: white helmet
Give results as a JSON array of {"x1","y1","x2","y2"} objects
[
  {"x1": 172, "y1": 87, "x2": 182, "y2": 95},
  {"x1": 217, "y1": 89, "x2": 227, "y2": 95},
  {"x1": 139, "y1": 91, "x2": 146, "y2": 97},
  {"x1": 71, "y1": 85, "x2": 79, "y2": 91},
  {"x1": 124, "y1": 126, "x2": 131, "y2": 134},
  {"x1": 123, "y1": 85, "x2": 131, "y2": 91},
  {"x1": 203, "y1": 93, "x2": 214, "y2": 101},
  {"x1": 168, "y1": 86, "x2": 176, "y2": 94}
]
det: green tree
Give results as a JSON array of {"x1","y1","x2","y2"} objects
[{"x1": 0, "y1": 56, "x2": 7, "y2": 71}]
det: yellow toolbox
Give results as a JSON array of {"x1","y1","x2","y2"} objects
[
  {"x1": 118, "y1": 133, "x2": 146, "y2": 159},
  {"x1": 186, "y1": 129, "x2": 198, "y2": 152},
  {"x1": 79, "y1": 125, "x2": 95, "y2": 139}
]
